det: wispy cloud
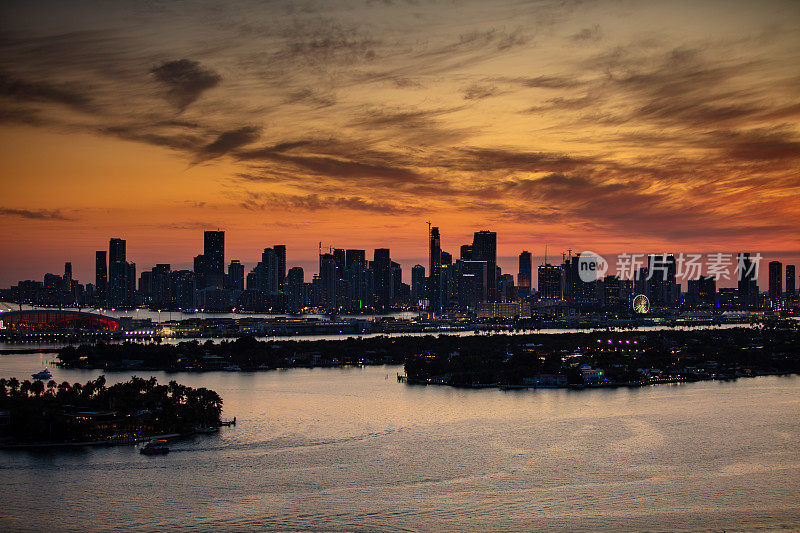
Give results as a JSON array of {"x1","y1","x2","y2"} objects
[{"x1": 0, "y1": 208, "x2": 75, "y2": 221}]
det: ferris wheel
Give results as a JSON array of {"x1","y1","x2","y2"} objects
[{"x1": 633, "y1": 294, "x2": 650, "y2": 314}]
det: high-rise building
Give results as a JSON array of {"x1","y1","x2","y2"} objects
[
  {"x1": 204, "y1": 231, "x2": 225, "y2": 276},
  {"x1": 287, "y1": 266, "x2": 305, "y2": 313},
  {"x1": 411, "y1": 264, "x2": 425, "y2": 300},
  {"x1": 261, "y1": 248, "x2": 280, "y2": 293},
  {"x1": 201, "y1": 230, "x2": 224, "y2": 289},
  {"x1": 460, "y1": 245, "x2": 472, "y2": 261},
  {"x1": 345, "y1": 249, "x2": 366, "y2": 270},
  {"x1": 108, "y1": 237, "x2": 129, "y2": 307},
  {"x1": 95, "y1": 250, "x2": 107, "y2": 303},
  {"x1": 471, "y1": 230, "x2": 497, "y2": 301},
  {"x1": 391, "y1": 261, "x2": 403, "y2": 301},
  {"x1": 193, "y1": 254, "x2": 207, "y2": 289},
  {"x1": 109, "y1": 238, "x2": 126, "y2": 264},
  {"x1": 787, "y1": 265, "x2": 796, "y2": 298},
  {"x1": 499, "y1": 273, "x2": 516, "y2": 301},
  {"x1": 228, "y1": 260, "x2": 244, "y2": 291},
  {"x1": 319, "y1": 253, "x2": 337, "y2": 310},
  {"x1": 603, "y1": 275, "x2": 621, "y2": 310},
  {"x1": 518, "y1": 251, "x2": 532, "y2": 298},
  {"x1": 458, "y1": 260, "x2": 488, "y2": 310},
  {"x1": 737, "y1": 253, "x2": 759, "y2": 308},
  {"x1": 768, "y1": 260, "x2": 782, "y2": 300},
  {"x1": 429, "y1": 226, "x2": 442, "y2": 313},
  {"x1": 274, "y1": 245, "x2": 286, "y2": 290},
  {"x1": 647, "y1": 253, "x2": 677, "y2": 306},
  {"x1": 686, "y1": 275, "x2": 715, "y2": 308},
  {"x1": 151, "y1": 264, "x2": 171, "y2": 308},
  {"x1": 333, "y1": 249, "x2": 346, "y2": 280},
  {"x1": 373, "y1": 248, "x2": 392, "y2": 309},
  {"x1": 537, "y1": 264, "x2": 562, "y2": 300}
]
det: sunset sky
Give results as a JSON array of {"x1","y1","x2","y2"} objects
[{"x1": 1, "y1": 0, "x2": 799, "y2": 286}]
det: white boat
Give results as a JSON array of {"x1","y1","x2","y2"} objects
[{"x1": 223, "y1": 365, "x2": 241, "y2": 372}]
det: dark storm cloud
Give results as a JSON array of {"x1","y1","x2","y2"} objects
[
  {"x1": 196, "y1": 126, "x2": 261, "y2": 161},
  {"x1": 0, "y1": 72, "x2": 94, "y2": 112},
  {"x1": 0, "y1": 208, "x2": 75, "y2": 221},
  {"x1": 150, "y1": 59, "x2": 222, "y2": 111}
]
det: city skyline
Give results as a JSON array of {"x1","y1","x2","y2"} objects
[
  {"x1": 3, "y1": 228, "x2": 796, "y2": 290},
  {"x1": 1, "y1": 0, "x2": 799, "y2": 287}
]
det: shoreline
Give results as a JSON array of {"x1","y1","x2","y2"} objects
[
  {"x1": 401, "y1": 370, "x2": 799, "y2": 390},
  {"x1": 0, "y1": 432, "x2": 184, "y2": 450}
]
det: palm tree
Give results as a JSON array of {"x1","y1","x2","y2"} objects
[
  {"x1": 46, "y1": 380, "x2": 57, "y2": 396},
  {"x1": 31, "y1": 380, "x2": 45, "y2": 397},
  {"x1": 20, "y1": 380, "x2": 32, "y2": 397},
  {"x1": 8, "y1": 377, "x2": 19, "y2": 394}
]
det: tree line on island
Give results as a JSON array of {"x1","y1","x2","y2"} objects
[
  {"x1": 55, "y1": 322, "x2": 800, "y2": 387},
  {"x1": 0, "y1": 376, "x2": 222, "y2": 445}
]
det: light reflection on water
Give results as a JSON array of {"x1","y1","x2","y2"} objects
[{"x1": 1, "y1": 353, "x2": 799, "y2": 532}]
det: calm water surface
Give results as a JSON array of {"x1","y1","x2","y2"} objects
[{"x1": 1, "y1": 353, "x2": 799, "y2": 532}]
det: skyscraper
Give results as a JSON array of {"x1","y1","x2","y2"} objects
[
  {"x1": 537, "y1": 264, "x2": 562, "y2": 300},
  {"x1": 274, "y1": 245, "x2": 286, "y2": 290},
  {"x1": 204, "y1": 231, "x2": 225, "y2": 276},
  {"x1": 95, "y1": 250, "x2": 107, "y2": 303},
  {"x1": 429, "y1": 226, "x2": 442, "y2": 313},
  {"x1": 108, "y1": 238, "x2": 128, "y2": 307},
  {"x1": 518, "y1": 251, "x2": 532, "y2": 298},
  {"x1": 373, "y1": 248, "x2": 392, "y2": 310},
  {"x1": 287, "y1": 266, "x2": 305, "y2": 313},
  {"x1": 228, "y1": 260, "x2": 244, "y2": 291},
  {"x1": 203, "y1": 230, "x2": 225, "y2": 289},
  {"x1": 333, "y1": 248, "x2": 346, "y2": 280},
  {"x1": 737, "y1": 253, "x2": 759, "y2": 308},
  {"x1": 319, "y1": 253, "x2": 337, "y2": 310},
  {"x1": 345, "y1": 249, "x2": 366, "y2": 270},
  {"x1": 471, "y1": 230, "x2": 497, "y2": 301},
  {"x1": 787, "y1": 265, "x2": 796, "y2": 298},
  {"x1": 768, "y1": 260, "x2": 782, "y2": 300},
  {"x1": 411, "y1": 264, "x2": 425, "y2": 300}
]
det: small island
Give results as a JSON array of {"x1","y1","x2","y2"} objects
[
  {"x1": 0, "y1": 376, "x2": 222, "y2": 447},
  {"x1": 51, "y1": 321, "x2": 800, "y2": 390}
]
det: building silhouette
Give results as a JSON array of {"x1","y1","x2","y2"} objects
[
  {"x1": 768, "y1": 260, "x2": 782, "y2": 300},
  {"x1": 518, "y1": 251, "x2": 532, "y2": 298},
  {"x1": 471, "y1": 231, "x2": 497, "y2": 302}
]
